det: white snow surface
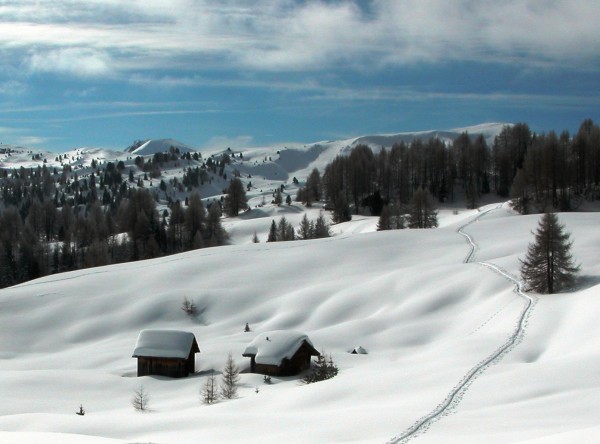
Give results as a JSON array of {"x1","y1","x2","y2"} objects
[
  {"x1": 1, "y1": 203, "x2": 599, "y2": 443},
  {"x1": 242, "y1": 330, "x2": 315, "y2": 365},
  {"x1": 132, "y1": 329, "x2": 197, "y2": 359},
  {"x1": 4, "y1": 123, "x2": 599, "y2": 443}
]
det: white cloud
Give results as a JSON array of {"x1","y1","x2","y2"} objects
[
  {"x1": 0, "y1": 125, "x2": 50, "y2": 146},
  {"x1": 27, "y1": 47, "x2": 112, "y2": 77},
  {"x1": 0, "y1": 0, "x2": 597, "y2": 76},
  {"x1": 0, "y1": 80, "x2": 26, "y2": 95},
  {"x1": 15, "y1": 135, "x2": 50, "y2": 146},
  {"x1": 203, "y1": 135, "x2": 254, "y2": 151}
]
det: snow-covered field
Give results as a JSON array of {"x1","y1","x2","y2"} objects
[{"x1": 1, "y1": 201, "x2": 599, "y2": 443}]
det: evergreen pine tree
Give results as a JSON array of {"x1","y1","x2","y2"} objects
[
  {"x1": 314, "y1": 214, "x2": 331, "y2": 238},
  {"x1": 273, "y1": 188, "x2": 283, "y2": 206},
  {"x1": 298, "y1": 214, "x2": 312, "y2": 240},
  {"x1": 520, "y1": 212, "x2": 580, "y2": 294},
  {"x1": 223, "y1": 178, "x2": 247, "y2": 216},
  {"x1": 267, "y1": 220, "x2": 278, "y2": 242},
  {"x1": 302, "y1": 352, "x2": 338, "y2": 384},
  {"x1": 332, "y1": 191, "x2": 351, "y2": 223}
]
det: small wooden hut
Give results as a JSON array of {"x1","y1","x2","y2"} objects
[
  {"x1": 132, "y1": 329, "x2": 199, "y2": 378},
  {"x1": 242, "y1": 330, "x2": 320, "y2": 376}
]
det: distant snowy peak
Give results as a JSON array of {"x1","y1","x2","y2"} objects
[
  {"x1": 126, "y1": 138, "x2": 197, "y2": 155},
  {"x1": 351, "y1": 122, "x2": 510, "y2": 149}
]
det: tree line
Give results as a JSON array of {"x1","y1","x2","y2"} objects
[
  {"x1": 318, "y1": 119, "x2": 600, "y2": 218},
  {"x1": 0, "y1": 163, "x2": 228, "y2": 288}
]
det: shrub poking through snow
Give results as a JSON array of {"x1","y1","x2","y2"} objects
[
  {"x1": 302, "y1": 352, "x2": 338, "y2": 384},
  {"x1": 181, "y1": 297, "x2": 197, "y2": 315}
]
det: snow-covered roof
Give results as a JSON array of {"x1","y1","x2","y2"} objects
[
  {"x1": 132, "y1": 330, "x2": 199, "y2": 359},
  {"x1": 351, "y1": 346, "x2": 368, "y2": 354},
  {"x1": 242, "y1": 330, "x2": 317, "y2": 365}
]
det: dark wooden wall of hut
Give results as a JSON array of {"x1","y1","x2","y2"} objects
[{"x1": 137, "y1": 350, "x2": 195, "y2": 378}]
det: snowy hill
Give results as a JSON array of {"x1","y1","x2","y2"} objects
[
  {"x1": 1, "y1": 203, "x2": 599, "y2": 443},
  {"x1": 126, "y1": 138, "x2": 197, "y2": 155},
  {"x1": 353, "y1": 122, "x2": 508, "y2": 149}
]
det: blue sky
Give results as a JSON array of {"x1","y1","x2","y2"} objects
[{"x1": 0, "y1": 0, "x2": 599, "y2": 152}]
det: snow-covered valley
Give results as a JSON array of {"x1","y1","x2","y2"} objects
[{"x1": 1, "y1": 201, "x2": 599, "y2": 443}]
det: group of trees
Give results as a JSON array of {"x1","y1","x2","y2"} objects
[
  {"x1": 200, "y1": 353, "x2": 240, "y2": 405},
  {"x1": 0, "y1": 177, "x2": 227, "y2": 288},
  {"x1": 319, "y1": 119, "x2": 600, "y2": 219},
  {"x1": 266, "y1": 214, "x2": 331, "y2": 242},
  {"x1": 302, "y1": 353, "x2": 339, "y2": 384},
  {"x1": 510, "y1": 120, "x2": 600, "y2": 213}
]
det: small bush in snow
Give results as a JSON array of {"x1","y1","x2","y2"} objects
[
  {"x1": 181, "y1": 297, "x2": 197, "y2": 315},
  {"x1": 302, "y1": 353, "x2": 338, "y2": 384}
]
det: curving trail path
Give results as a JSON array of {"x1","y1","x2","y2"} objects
[{"x1": 386, "y1": 205, "x2": 538, "y2": 444}]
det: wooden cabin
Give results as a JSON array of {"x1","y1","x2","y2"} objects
[
  {"x1": 132, "y1": 329, "x2": 199, "y2": 378},
  {"x1": 242, "y1": 330, "x2": 320, "y2": 376}
]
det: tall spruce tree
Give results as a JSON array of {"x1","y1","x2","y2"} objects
[
  {"x1": 520, "y1": 212, "x2": 579, "y2": 294},
  {"x1": 267, "y1": 220, "x2": 278, "y2": 242}
]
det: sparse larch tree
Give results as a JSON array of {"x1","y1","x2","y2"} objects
[
  {"x1": 201, "y1": 374, "x2": 219, "y2": 405},
  {"x1": 520, "y1": 212, "x2": 580, "y2": 294},
  {"x1": 220, "y1": 352, "x2": 240, "y2": 399},
  {"x1": 132, "y1": 384, "x2": 150, "y2": 412},
  {"x1": 408, "y1": 187, "x2": 438, "y2": 229}
]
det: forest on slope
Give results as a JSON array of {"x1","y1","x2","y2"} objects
[{"x1": 0, "y1": 119, "x2": 598, "y2": 288}]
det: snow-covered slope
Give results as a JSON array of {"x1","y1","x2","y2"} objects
[
  {"x1": 127, "y1": 138, "x2": 197, "y2": 155},
  {"x1": 1, "y1": 204, "x2": 599, "y2": 443},
  {"x1": 353, "y1": 122, "x2": 508, "y2": 149}
]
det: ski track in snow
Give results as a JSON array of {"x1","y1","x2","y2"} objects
[{"x1": 386, "y1": 205, "x2": 538, "y2": 444}]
